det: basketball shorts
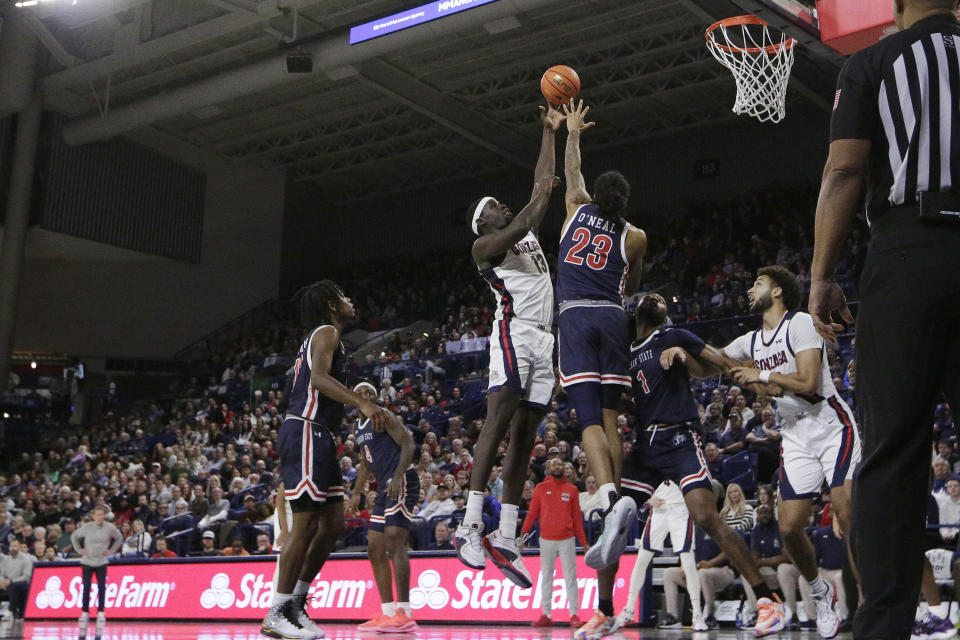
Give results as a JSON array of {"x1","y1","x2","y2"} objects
[
  {"x1": 557, "y1": 305, "x2": 631, "y2": 389},
  {"x1": 279, "y1": 417, "x2": 344, "y2": 511},
  {"x1": 778, "y1": 395, "x2": 861, "y2": 500},
  {"x1": 640, "y1": 502, "x2": 695, "y2": 554},
  {"x1": 488, "y1": 318, "x2": 555, "y2": 410},
  {"x1": 621, "y1": 426, "x2": 714, "y2": 499},
  {"x1": 369, "y1": 468, "x2": 420, "y2": 532}
]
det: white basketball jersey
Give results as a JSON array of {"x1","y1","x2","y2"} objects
[
  {"x1": 479, "y1": 230, "x2": 553, "y2": 326},
  {"x1": 725, "y1": 311, "x2": 839, "y2": 423}
]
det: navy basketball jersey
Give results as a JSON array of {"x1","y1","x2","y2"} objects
[
  {"x1": 287, "y1": 325, "x2": 347, "y2": 428},
  {"x1": 557, "y1": 204, "x2": 631, "y2": 305},
  {"x1": 355, "y1": 418, "x2": 403, "y2": 487},
  {"x1": 629, "y1": 328, "x2": 706, "y2": 427}
]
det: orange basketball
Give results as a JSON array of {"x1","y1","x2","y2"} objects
[{"x1": 540, "y1": 65, "x2": 580, "y2": 106}]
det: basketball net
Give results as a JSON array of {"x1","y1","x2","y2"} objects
[{"x1": 706, "y1": 16, "x2": 796, "y2": 124}]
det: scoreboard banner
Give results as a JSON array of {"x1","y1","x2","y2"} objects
[{"x1": 25, "y1": 553, "x2": 638, "y2": 622}]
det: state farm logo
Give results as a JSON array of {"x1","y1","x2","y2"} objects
[
  {"x1": 201, "y1": 573, "x2": 236, "y2": 609},
  {"x1": 34, "y1": 575, "x2": 172, "y2": 609},
  {"x1": 410, "y1": 570, "x2": 448, "y2": 610},
  {"x1": 34, "y1": 577, "x2": 66, "y2": 609}
]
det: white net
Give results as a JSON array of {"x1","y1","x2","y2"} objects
[{"x1": 706, "y1": 17, "x2": 796, "y2": 124}]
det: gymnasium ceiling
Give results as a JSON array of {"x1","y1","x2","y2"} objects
[{"x1": 5, "y1": 0, "x2": 844, "y2": 204}]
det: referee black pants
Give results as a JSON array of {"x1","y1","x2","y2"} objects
[{"x1": 853, "y1": 210, "x2": 960, "y2": 640}]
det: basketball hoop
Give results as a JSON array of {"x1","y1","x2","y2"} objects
[{"x1": 705, "y1": 15, "x2": 796, "y2": 124}]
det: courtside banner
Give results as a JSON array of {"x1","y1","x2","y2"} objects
[{"x1": 25, "y1": 553, "x2": 637, "y2": 621}]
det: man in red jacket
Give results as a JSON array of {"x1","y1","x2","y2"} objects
[{"x1": 521, "y1": 458, "x2": 588, "y2": 628}]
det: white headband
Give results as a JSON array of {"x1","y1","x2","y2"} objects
[
  {"x1": 471, "y1": 196, "x2": 495, "y2": 236},
  {"x1": 353, "y1": 382, "x2": 377, "y2": 396}
]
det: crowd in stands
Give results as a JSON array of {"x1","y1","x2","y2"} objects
[{"x1": 0, "y1": 183, "x2": 905, "y2": 623}]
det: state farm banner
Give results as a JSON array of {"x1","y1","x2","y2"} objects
[{"x1": 25, "y1": 554, "x2": 639, "y2": 622}]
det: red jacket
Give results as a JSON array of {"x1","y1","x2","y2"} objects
[{"x1": 521, "y1": 476, "x2": 587, "y2": 546}]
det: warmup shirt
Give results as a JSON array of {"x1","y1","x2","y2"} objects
[{"x1": 521, "y1": 476, "x2": 588, "y2": 545}]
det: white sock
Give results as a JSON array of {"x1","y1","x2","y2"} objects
[
  {"x1": 599, "y1": 483, "x2": 617, "y2": 510},
  {"x1": 626, "y1": 549, "x2": 655, "y2": 606},
  {"x1": 930, "y1": 603, "x2": 949, "y2": 619},
  {"x1": 499, "y1": 504, "x2": 519, "y2": 538},
  {"x1": 381, "y1": 602, "x2": 396, "y2": 617},
  {"x1": 293, "y1": 580, "x2": 310, "y2": 596},
  {"x1": 397, "y1": 602, "x2": 411, "y2": 617},
  {"x1": 680, "y1": 552, "x2": 702, "y2": 618},
  {"x1": 465, "y1": 491, "x2": 484, "y2": 527},
  {"x1": 808, "y1": 576, "x2": 828, "y2": 598},
  {"x1": 271, "y1": 593, "x2": 293, "y2": 608}
]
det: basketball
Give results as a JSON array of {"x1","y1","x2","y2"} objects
[{"x1": 540, "y1": 65, "x2": 580, "y2": 105}]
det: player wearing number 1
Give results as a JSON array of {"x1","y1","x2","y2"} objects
[{"x1": 454, "y1": 104, "x2": 565, "y2": 588}]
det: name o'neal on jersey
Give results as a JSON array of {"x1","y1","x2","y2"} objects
[{"x1": 575, "y1": 212, "x2": 620, "y2": 234}]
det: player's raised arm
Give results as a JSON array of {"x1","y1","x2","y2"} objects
[
  {"x1": 623, "y1": 227, "x2": 648, "y2": 297},
  {"x1": 310, "y1": 327, "x2": 389, "y2": 430},
  {"x1": 562, "y1": 99, "x2": 593, "y2": 218},
  {"x1": 527, "y1": 104, "x2": 565, "y2": 232}
]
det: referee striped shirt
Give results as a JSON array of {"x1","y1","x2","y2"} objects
[{"x1": 830, "y1": 13, "x2": 960, "y2": 221}]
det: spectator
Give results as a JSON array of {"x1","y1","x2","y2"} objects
[
  {"x1": 431, "y1": 521, "x2": 454, "y2": 550},
  {"x1": 340, "y1": 456, "x2": 357, "y2": 486},
  {"x1": 580, "y1": 475, "x2": 604, "y2": 521},
  {"x1": 198, "y1": 487, "x2": 229, "y2": 530},
  {"x1": 935, "y1": 476, "x2": 960, "y2": 541},
  {"x1": 703, "y1": 443, "x2": 724, "y2": 486},
  {"x1": 696, "y1": 527, "x2": 735, "y2": 627},
  {"x1": 719, "y1": 483, "x2": 754, "y2": 533},
  {"x1": 719, "y1": 411, "x2": 748, "y2": 456},
  {"x1": 932, "y1": 457, "x2": 952, "y2": 494},
  {"x1": 223, "y1": 539, "x2": 250, "y2": 556},
  {"x1": 487, "y1": 468, "x2": 504, "y2": 502},
  {"x1": 197, "y1": 531, "x2": 221, "y2": 557},
  {"x1": 152, "y1": 538, "x2": 176, "y2": 558},
  {"x1": 418, "y1": 485, "x2": 456, "y2": 520},
  {"x1": 120, "y1": 519, "x2": 151, "y2": 557},
  {"x1": 252, "y1": 533, "x2": 273, "y2": 555},
  {"x1": 0, "y1": 540, "x2": 31, "y2": 621},
  {"x1": 745, "y1": 407, "x2": 781, "y2": 484}
]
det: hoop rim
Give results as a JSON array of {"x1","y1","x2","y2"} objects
[{"x1": 705, "y1": 15, "x2": 797, "y2": 55}]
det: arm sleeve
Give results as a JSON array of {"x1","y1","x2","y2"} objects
[
  {"x1": 671, "y1": 329, "x2": 706, "y2": 357},
  {"x1": 521, "y1": 488, "x2": 542, "y2": 535},
  {"x1": 572, "y1": 491, "x2": 587, "y2": 547},
  {"x1": 830, "y1": 52, "x2": 879, "y2": 142},
  {"x1": 723, "y1": 333, "x2": 753, "y2": 361},
  {"x1": 788, "y1": 314, "x2": 824, "y2": 355}
]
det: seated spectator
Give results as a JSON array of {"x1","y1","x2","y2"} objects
[
  {"x1": 0, "y1": 540, "x2": 31, "y2": 621},
  {"x1": 41, "y1": 546, "x2": 58, "y2": 562},
  {"x1": 746, "y1": 407, "x2": 781, "y2": 484},
  {"x1": 152, "y1": 537, "x2": 177, "y2": 558},
  {"x1": 937, "y1": 439, "x2": 960, "y2": 470},
  {"x1": 703, "y1": 442, "x2": 724, "y2": 484},
  {"x1": 935, "y1": 476, "x2": 960, "y2": 541},
  {"x1": 519, "y1": 481, "x2": 536, "y2": 512},
  {"x1": 431, "y1": 521, "x2": 454, "y2": 550},
  {"x1": 120, "y1": 519, "x2": 152, "y2": 557},
  {"x1": 189, "y1": 485, "x2": 209, "y2": 519},
  {"x1": 719, "y1": 411, "x2": 748, "y2": 456},
  {"x1": 580, "y1": 475, "x2": 603, "y2": 521},
  {"x1": 252, "y1": 533, "x2": 273, "y2": 555},
  {"x1": 740, "y1": 505, "x2": 789, "y2": 623},
  {"x1": 340, "y1": 456, "x2": 357, "y2": 487},
  {"x1": 487, "y1": 468, "x2": 504, "y2": 502},
  {"x1": 701, "y1": 402, "x2": 725, "y2": 443},
  {"x1": 696, "y1": 528, "x2": 735, "y2": 626},
  {"x1": 198, "y1": 487, "x2": 230, "y2": 530},
  {"x1": 197, "y1": 531, "x2": 222, "y2": 556},
  {"x1": 222, "y1": 539, "x2": 250, "y2": 556},
  {"x1": 719, "y1": 483, "x2": 754, "y2": 533},
  {"x1": 932, "y1": 457, "x2": 952, "y2": 494},
  {"x1": 418, "y1": 485, "x2": 456, "y2": 520}
]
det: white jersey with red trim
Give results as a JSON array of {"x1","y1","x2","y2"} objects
[
  {"x1": 724, "y1": 311, "x2": 839, "y2": 423},
  {"x1": 478, "y1": 230, "x2": 553, "y2": 327}
]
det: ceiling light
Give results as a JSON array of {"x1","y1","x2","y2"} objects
[{"x1": 30, "y1": 360, "x2": 37, "y2": 369}]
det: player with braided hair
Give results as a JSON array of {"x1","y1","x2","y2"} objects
[{"x1": 261, "y1": 280, "x2": 391, "y2": 640}]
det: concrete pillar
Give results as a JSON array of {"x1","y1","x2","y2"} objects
[{"x1": 0, "y1": 94, "x2": 42, "y2": 392}]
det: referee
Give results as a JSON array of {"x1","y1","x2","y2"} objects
[{"x1": 809, "y1": 1, "x2": 960, "y2": 639}]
